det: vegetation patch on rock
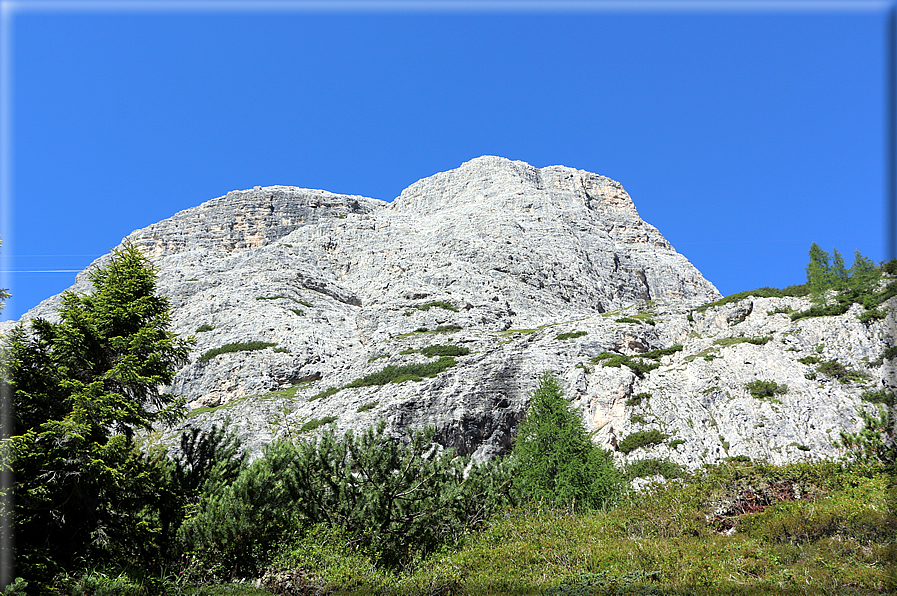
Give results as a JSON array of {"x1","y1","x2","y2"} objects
[{"x1": 198, "y1": 341, "x2": 277, "y2": 362}]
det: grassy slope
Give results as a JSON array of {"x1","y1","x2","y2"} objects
[{"x1": 256, "y1": 460, "x2": 893, "y2": 595}]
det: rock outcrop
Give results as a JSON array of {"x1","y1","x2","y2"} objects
[{"x1": 5, "y1": 156, "x2": 893, "y2": 470}]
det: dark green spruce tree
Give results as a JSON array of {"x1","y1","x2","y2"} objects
[
  {"x1": 1, "y1": 245, "x2": 192, "y2": 589},
  {"x1": 511, "y1": 372, "x2": 624, "y2": 511}
]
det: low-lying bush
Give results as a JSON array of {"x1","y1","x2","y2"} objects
[
  {"x1": 197, "y1": 341, "x2": 276, "y2": 363},
  {"x1": 345, "y1": 357, "x2": 458, "y2": 387},
  {"x1": 556, "y1": 330, "x2": 587, "y2": 341},
  {"x1": 618, "y1": 430, "x2": 670, "y2": 454},
  {"x1": 815, "y1": 360, "x2": 871, "y2": 384},
  {"x1": 415, "y1": 300, "x2": 458, "y2": 312},
  {"x1": 420, "y1": 344, "x2": 470, "y2": 357},
  {"x1": 746, "y1": 380, "x2": 788, "y2": 399},
  {"x1": 625, "y1": 458, "x2": 685, "y2": 480}
]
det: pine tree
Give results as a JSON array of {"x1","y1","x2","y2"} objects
[
  {"x1": 806, "y1": 243, "x2": 832, "y2": 304},
  {"x1": 830, "y1": 248, "x2": 848, "y2": 291},
  {"x1": 1, "y1": 245, "x2": 192, "y2": 586},
  {"x1": 848, "y1": 250, "x2": 880, "y2": 295},
  {"x1": 511, "y1": 372, "x2": 624, "y2": 511}
]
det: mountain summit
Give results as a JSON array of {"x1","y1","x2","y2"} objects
[{"x1": 7, "y1": 158, "x2": 888, "y2": 469}]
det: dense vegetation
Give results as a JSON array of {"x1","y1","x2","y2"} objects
[{"x1": 0, "y1": 243, "x2": 894, "y2": 595}]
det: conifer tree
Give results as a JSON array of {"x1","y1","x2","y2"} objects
[
  {"x1": 806, "y1": 243, "x2": 832, "y2": 303},
  {"x1": 511, "y1": 372, "x2": 623, "y2": 511},
  {"x1": 1, "y1": 245, "x2": 192, "y2": 586},
  {"x1": 830, "y1": 248, "x2": 848, "y2": 291}
]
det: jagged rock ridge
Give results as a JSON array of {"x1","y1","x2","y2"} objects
[{"x1": 6, "y1": 157, "x2": 892, "y2": 470}]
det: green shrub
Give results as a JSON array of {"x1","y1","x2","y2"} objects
[
  {"x1": 797, "y1": 355, "x2": 821, "y2": 365},
  {"x1": 591, "y1": 346, "x2": 681, "y2": 379},
  {"x1": 815, "y1": 360, "x2": 872, "y2": 384},
  {"x1": 300, "y1": 416, "x2": 338, "y2": 433},
  {"x1": 791, "y1": 302, "x2": 852, "y2": 321},
  {"x1": 198, "y1": 341, "x2": 277, "y2": 362},
  {"x1": 435, "y1": 324, "x2": 462, "y2": 333},
  {"x1": 860, "y1": 388, "x2": 896, "y2": 406},
  {"x1": 625, "y1": 392, "x2": 651, "y2": 407},
  {"x1": 309, "y1": 386, "x2": 341, "y2": 401},
  {"x1": 614, "y1": 317, "x2": 641, "y2": 324},
  {"x1": 356, "y1": 401, "x2": 379, "y2": 413},
  {"x1": 415, "y1": 300, "x2": 458, "y2": 312},
  {"x1": 273, "y1": 347, "x2": 289, "y2": 354},
  {"x1": 630, "y1": 414, "x2": 647, "y2": 425},
  {"x1": 668, "y1": 439, "x2": 685, "y2": 449},
  {"x1": 556, "y1": 330, "x2": 587, "y2": 341},
  {"x1": 746, "y1": 380, "x2": 788, "y2": 399},
  {"x1": 693, "y1": 287, "x2": 793, "y2": 314},
  {"x1": 420, "y1": 344, "x2": 470, "y2": 357},
  {"x1": 618, "y1": 430, "x2": 670, "y2": 454},
  {"x1": 196, "y1": 324, "x2": 214, "y2": 333},
  {"x1": 625, "y1": 458, "x2": 685, "y2": 480},
  {"x1": 181, "y1": 423, "x2": 514, "y2": 574},
  {"x1": 345, "y1": 357, "x2": 458, "y2": 387},
  {"x1": 415, "y1": 326, "x2": 429, "y2": 332},
  {"x1": 714, "y1": 336, "x2": 772, "y2": 347}
]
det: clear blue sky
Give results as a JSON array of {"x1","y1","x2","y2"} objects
[{"x1": 1, "y1": 1, "x2": 890, "y2": 321}]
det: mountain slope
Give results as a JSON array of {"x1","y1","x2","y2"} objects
[{"x1": 5, "y1": 156, "x2": 891, "y2": 468}]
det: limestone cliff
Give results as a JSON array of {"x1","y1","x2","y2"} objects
[{"x1": 5, "y1": 157, "x2": 892, "y2": 470}]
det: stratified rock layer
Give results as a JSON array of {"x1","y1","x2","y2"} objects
[{"x1": 7, "y1": 156, "x2": 893, "y2": 469}]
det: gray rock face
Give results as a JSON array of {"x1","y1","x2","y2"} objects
[{"x1": 6, "y1": 156, "x2": 892, "y2": 470}]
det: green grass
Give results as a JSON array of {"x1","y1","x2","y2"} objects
[
  {"x1": 300, "y1": 416, "x2": 338, "y2": 432},
  {"x1": 692, "y1": 285, "x2": 809, "y2": 315},
  {"x1": 256, "y1": 294, "x2": 312, "y2": 308},
  {"x1": 252, "y1": 459, "x2": 891, "y2": 596},
  {"x1": 556, "y1": 330, "x2": 587, "y2": 341},
  {"x1": 616, "y1": 312, "x2": 657, "y2": 326},
  {"x1": 368, "y1": 354, "x2": 389, "y2": 363},
  {"x1": 356, "y1": 401, "x2": 379, "y2": 413},
  {"x1": 196, "y1": 324, "x2": 214, "y2": 333},
  {"x1": 684, "y1": 348, "x2": 720, "y2": 363},
  {"x1": 197, "y1": 341, "x2": 277, "y2": 363},
  {"x1": 309, "y1": 386, "x2": 341, "y2": 401},
  {"x1": 714, "y1": 336, "x2": 773, "y2": 348},
  {"x1": 415, "y1": 300, "x2": 458, "y2": 312}
]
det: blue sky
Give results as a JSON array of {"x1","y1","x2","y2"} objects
[{"x1": 0, "y1": 1, "x2": 890, "y2": 321}]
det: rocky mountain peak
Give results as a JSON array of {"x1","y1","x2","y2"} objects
[
  {"x1": 390, "y1": 155, "x2": 637, "y2": 220},
  {"x1": 7, "y1": 158, "x2": 887, "y2": 472}
]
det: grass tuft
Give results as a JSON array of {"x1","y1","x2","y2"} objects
[{"x1": 198, "y1": 341, "x2": 276, "y2": 363}]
